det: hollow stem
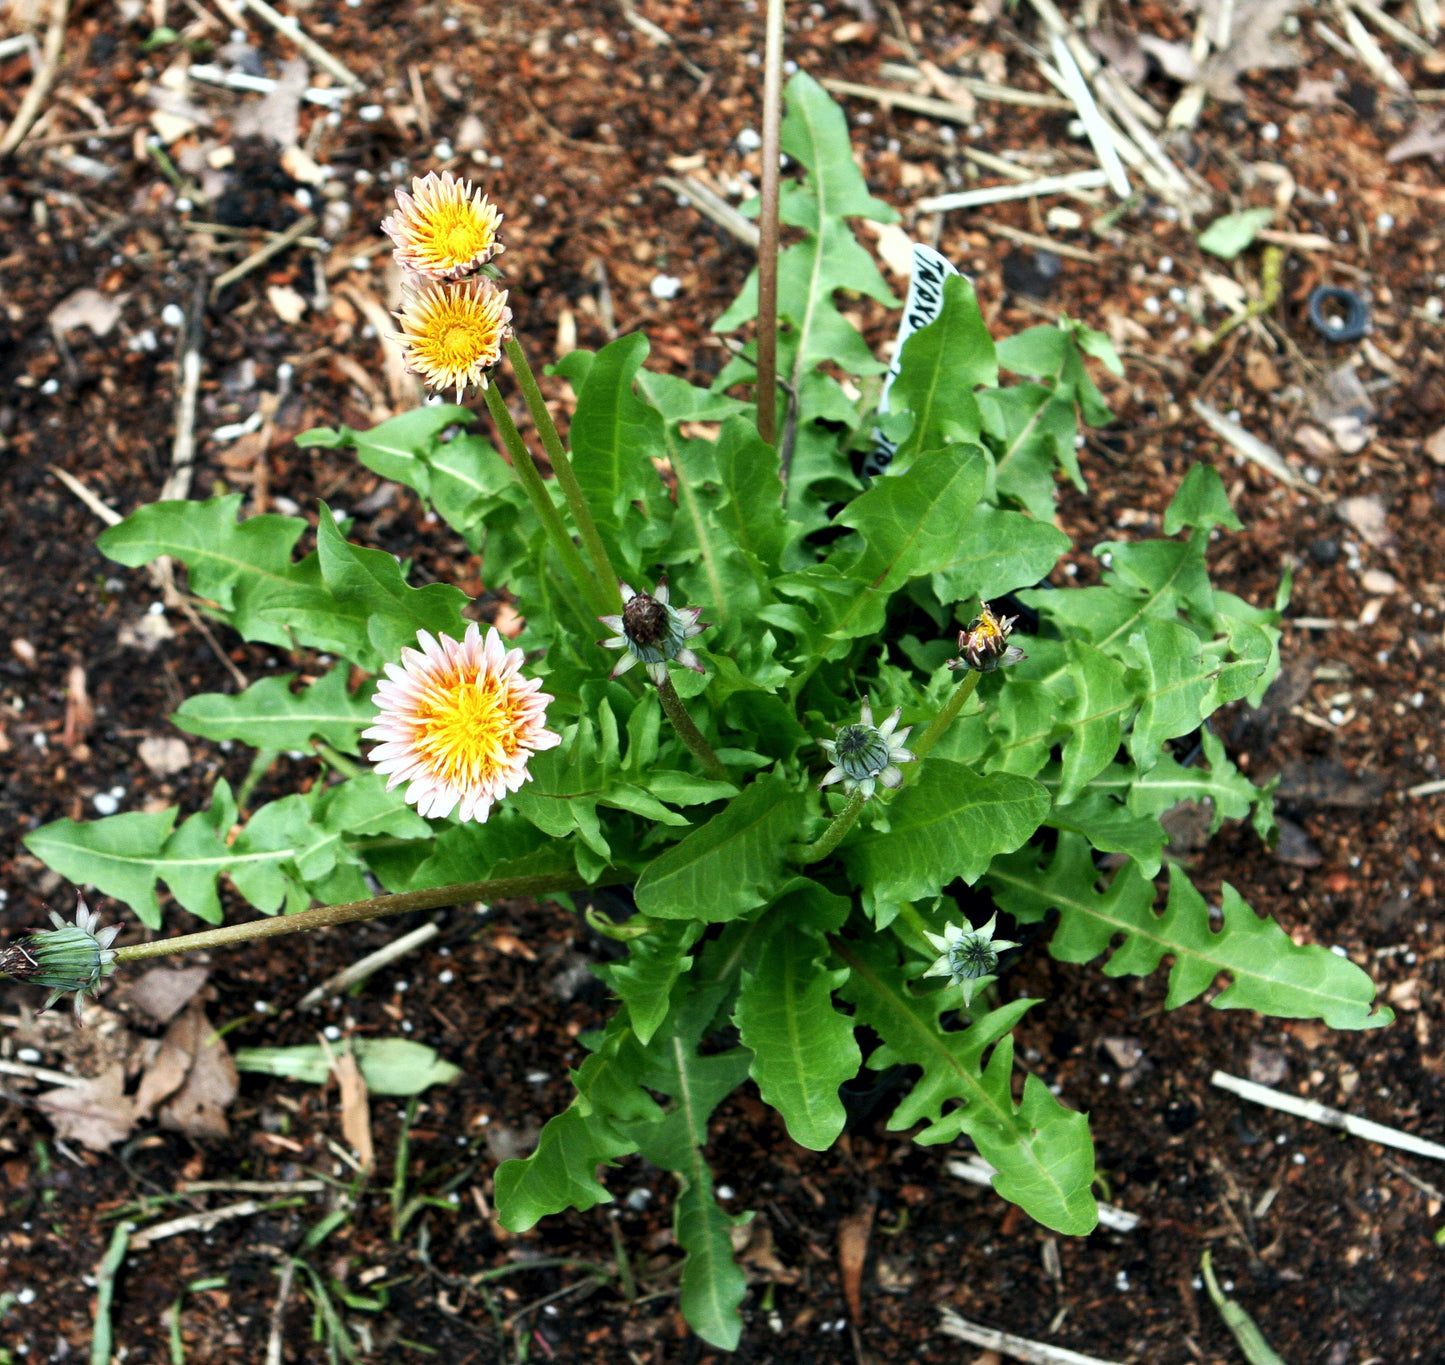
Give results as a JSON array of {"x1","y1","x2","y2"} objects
[
  {"x1": 482, "y1": 381, "x2": 609, "y2": 615},
  {"x1": 790, "y1": 788, "x2": 867, "y2": 866},
  {"x1": 503, "y1": 336, "x2": 623, "y2": 613},
  {"x1": 313, "y1": 740, "x2": 361, "y2": 778},
  {"x1": 755, "y1": 0, "x2": 785, "y2": 454},
  {"x1": 655, "y1": 675, "x2": 733, "y2": 786},
  {"x1": 911, "y1": 670, "x2": 981, "y2": 764},
  {"x1": 112, "y1": 872, "x2": 592, "y2": 964}
]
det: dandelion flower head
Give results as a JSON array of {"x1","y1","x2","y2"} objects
[
  {"x1": 390, "y1": 277, "x2": 512, "y2": 403},
  {"x1": 382, "y1": 171, "x2": 504, "y2": 280},
  {"x1": 598, "y1": 579, "x2": 707, "y2": 686},
  {"x1": 818, "y1": 701, "x2": 915, "y2": 799},
  {"x1": 364, "y1": 624, "x2": 560, "y2": 823}
]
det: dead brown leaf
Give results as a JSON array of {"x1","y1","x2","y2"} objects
[
  {"x1": 1086, "y1": 27, "x2": 1149, "y2": 86},
  {"x1": 122, "y1": 965, "x2": 209, "y2": 1024},
  {"x1": 1425, "y1": 426, "x2": 1445, "y2": 465},
  {"x1": 134, "y1": 1025, "x2": 195, "y2": 1118},
  {"x1": 157, "y1": 1004, "x2": 239, "y2": 1141},
  {"x1": 1387, "y1": 113, "x2": 1445, "y2": 164},
  {"x1": 1138, "y1": 33, "x2": 1199, "y2": 84},
  {"x1": 36, "y1": 1065, "x2": 136, "y2": 1151},
  {"x1": 837, "y1": 1203, "x2": 875, "y2": 1325},
  {"x1": 332, "y1": 1047, "x2": 375, "y2": 1170},
  {"x1": 63, "y1": 663, "x2": 93, "y2": 752},
  {"x1": 1199, "y1": 0, "x2": 1304, "y2": 102}
]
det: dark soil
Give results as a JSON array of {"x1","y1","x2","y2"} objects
[{"x1": 3, "y1": 1, "x2": 1444, "y2": 1362}]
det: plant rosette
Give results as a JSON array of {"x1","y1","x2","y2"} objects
[{"x1": 12, "y1": 74, "x2": 1392, "y2": 1354}]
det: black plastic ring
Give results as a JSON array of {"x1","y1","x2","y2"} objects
[{"x1": 1307, "y1": 285, "x2": 1370, "y2": 343}]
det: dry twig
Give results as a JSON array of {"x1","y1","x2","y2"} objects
[
  {"x1": 918, "y1": 168, "x2": 1111, "y2": 213},
  {"x1": 1211, "y1": 1070, "x2": 1445, "y2": 1161},
  {"x1": 939, "y1": 1308, "x2": 1126, "y2": 1365},
  {"x1": 0, "y1": 0, "x2": 70, "y2": 156},
  {"x1": 210, "y1": 213, "x2": 319, "y2": 302},
  {"x1": 243, "y1": 0, "x2": 364, "y2": 91}
]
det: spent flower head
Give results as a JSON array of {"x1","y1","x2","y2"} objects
[
  {"x1": 818, "y1": 701, "x2": 915, "y2": 800},
  {"x1": 0, "y1": 894, "x2": 120, "y2": 1020},
  {"x1": 920, "y1": 914, "x2": 1018, "y2": 1007},
  {"x1": 390, "y1": 277, "x2": 512, "y2": 403},
  {"x1": 598, "y1": 579, "x2": 707, "y2": 686},
  {"x1": 948, "y1": 602, "x2": 1027, "y2": 673},
  {"x1": 382, "y1": 170, "x2": 504, "y2": 280},
  {"x1": 364, "y1": 623, "x2": 561, "y2": 823}
]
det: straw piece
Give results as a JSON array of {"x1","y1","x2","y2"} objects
[
  {"x1": 821, "y1": 76, "x2": 1071, "y2": 121},
  {"x1": 1347, "y1": 0, "x2": 1436, "y2": 57},
  {"x1": 1191, "y1": 398, "x2": 1326, "y2": 499},
  {"x1": 1048, "y1": 33, "x2": 1131, "y2": 198},
  {"x1": 656, "y1": 174, "x2": 760, "y2": 248},
  {"x1": 1211, "y1": 1070, "x2": 1445, "y2": 1162},
  {"x1": 243, "y1": 0, "x2": 364, "y2": 92},
  {"x1": 939, "y1": 1309, "x2": 1126, "y2": 1365},
  {"x1": 918, "y1": 168, "x2": 1111, "y2": 213}
]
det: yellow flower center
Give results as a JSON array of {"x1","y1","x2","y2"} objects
[
  {"x1": 412, "y1": 667, "x2": 522, "y2": 784},
  {"x1": 415, "y1": 302, "x2": 500, "y2": 370},
  {"x1": 422, "y1": 204, "x2": 494, "y2": 267}
]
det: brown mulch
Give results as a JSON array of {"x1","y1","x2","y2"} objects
[{"x1": 2, "y1": 0, "x2": 1444, "y2": 1361}]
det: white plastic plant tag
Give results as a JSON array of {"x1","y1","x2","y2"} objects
[{"x1": 862, "y1": 242, "x2": 962, "y2": 481}]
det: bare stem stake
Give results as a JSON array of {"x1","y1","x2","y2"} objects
[{"x1": 755, "y1": 0, "x2": 785, "y2": 452}]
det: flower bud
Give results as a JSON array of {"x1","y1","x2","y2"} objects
[
  {"x1": 948, "y1": 603, "x2": 1027, "y2": 673},
  {"x1": 818, "y1": 702, "x2": 915, "y2": 800},
  {"x1": 920, "y1": 914, "x2": 1018, "y2": 1007},
  {"x1": 598, "y1": 579, "x2": 707, "y2": 686},
  {"x1": 0, "y1": 895, "x2": 120, "y2": 1020}
]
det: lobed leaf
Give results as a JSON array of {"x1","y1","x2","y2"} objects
[
  {"x1": 634, "y1": 772, "x2": 804, "y2": 922},
  {"x1": 837, "y1": 936, "x2": 1097, "y2": 1234},
  {"x1": 844, "y1": 759, "x2": 1050, "y2": 918},
  {"x1": 986, "y1": 833, "x2": 1393, "y2": 1029},
  {"x1": 735, "y1": 920, "x2": 861, "y2": 1150},
  {"x1": 172, "y1": 667, "x2": 375, "y2": 755}
]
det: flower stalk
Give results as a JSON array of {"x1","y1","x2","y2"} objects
[
  {"x1": 503, "y1": 336, "x2": 623, "y2": 613},
  {"x1": 656, "y1": 675, "x2": 732, "y2": 786},
  {"x1": 790, "y1": 788, "x2": 867, "y2": 866},
  {"x1": 911, "y1": 669, "x2": 981, "y2": 764},
  {"x1": 112, "y1": 873, "x2": 592, "y2": 965},
  {"x1": 482, "y1": 381, "x2": 610, "y2": 616}
]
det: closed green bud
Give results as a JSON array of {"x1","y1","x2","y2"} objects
[
  {"x1": 0, "y1": 895, "x2": 120, "y2": 1020},
  {"x1": 919, "y1": 914, "x2": 1018, "y2": 1008}
]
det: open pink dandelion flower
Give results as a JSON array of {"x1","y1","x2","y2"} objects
[
  {"x1": 363, "y1": 624, "x2": 561, "y2": 823},
  {"x1": 381, "y1": 171, "x2": 504, "y2": 280}
]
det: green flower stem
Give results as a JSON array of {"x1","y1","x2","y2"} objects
[
  {"x1": 911, "y1": 670, "x2": 981, "y2": 764},
  {"x1": 503, "y1": 336, "x2": 623, "y2": 614},
  {"x1": 482, "y1": 381, "x2": 609, "y2": 616},
  {"x1": 112, "y1": 872, "x2": 592, "y2": 965},
  {"x1": 893, "y1": 900, "x2": 935, "y2": 952},
  {"x1": 655, "y1": 675, "x2": 733, "y2": 786},
  {"x1": 790, "y1": 788, "x2": 867, "y2": 866},
  {"x1": 313, "y1": 740, "x2": 361, "y2": 778}
]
